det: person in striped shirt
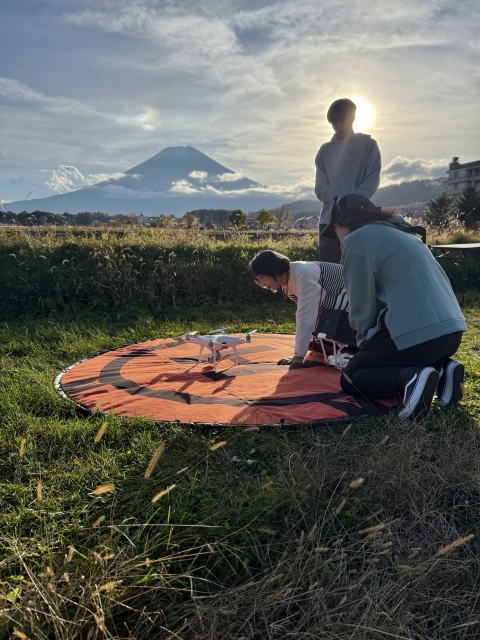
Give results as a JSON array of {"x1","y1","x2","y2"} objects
[{"x1": 249, "y1": 250, "x2": 348, "y2": 367}]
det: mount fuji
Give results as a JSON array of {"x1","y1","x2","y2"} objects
[{"x1": 7, "y1": 147, "x2": 287, "y2": 215}]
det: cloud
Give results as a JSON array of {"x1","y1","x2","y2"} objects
[
  {"x1": 45, "y1": 165, "x2": 139, "y2": 193},
  {"x1": 116, "y1": 107, "x2": 161, "y2": 131},
  {"x1": 0, "y1": 76, "x2": 98, "y2": 116},
  {"x1": 215, "y1": 172, "x2": 244, "y2": 182},
  {"x1": 168, "y1": 173, "x2": 314, "y2": 200},
  {"x1": 2, "y1": 0, "x2": 479, "y2": 205},
  {"x1": 382, "y1": 157, "x2": 448, "y2": 185},
  {"x1": 188, "y1": 171, "x2": 209, "y2": 181},
  {"x1": 169, "y1": 180, "x2": 201, "y2": 195},
  {"x1": 184, "y1": 171, "x2": 248, "y2": 185},
  {"x1": 64, "y1": 4, "x2": 240, "y2": 59}
]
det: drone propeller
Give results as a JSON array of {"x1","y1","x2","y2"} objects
[
  {"x1": 209, "y1": 327, "x2": 228, "y2": 335},
  {"x1": 184, "y1": 331, "x2": 198, "y2": 340},
  {"x1": 245, "y1": 330, "x2": 257, "y2": 343}
]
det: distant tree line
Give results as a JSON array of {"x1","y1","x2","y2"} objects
[
  {"x1": 0, "y1": 210, "x2": 149, "y2": 228},
  {"x1": 182, "y1": 206, "x2": 294, "y2": 229},
  {"x1": 426, "y1": 185, "x2": 480, "y2": 229}
]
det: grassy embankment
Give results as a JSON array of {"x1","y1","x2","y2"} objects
[{"x1": 0, "y1": 226, "x2": 479, "y2": 639}]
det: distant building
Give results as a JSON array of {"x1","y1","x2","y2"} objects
[
  {"x1": 447, "y1": 157, "x2": 480, "y2": 195},
  {"x1": 294, "y1": 216, "x2": 319, "y2": 229}
]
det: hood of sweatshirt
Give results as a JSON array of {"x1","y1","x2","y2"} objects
[{"x1": 329, "y1": 133, "x2": 372, "y2": 170}]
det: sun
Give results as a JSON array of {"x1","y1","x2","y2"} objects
[{"x1": 350, "y1": 96, "x2": 375, "y2": 132}]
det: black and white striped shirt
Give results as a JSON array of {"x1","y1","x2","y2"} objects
[{"x1": 284, "y1": 261, "x2": 349, "y2": 357}]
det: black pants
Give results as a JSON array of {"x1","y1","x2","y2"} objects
[
  {"x1": 341, "y1": 323, "x2": 463, "y2": 399},
  {"x1": 319, "y1": 224, "x2": 341, "y2": 264}
]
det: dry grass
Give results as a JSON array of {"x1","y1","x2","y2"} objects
[
  {"x1": 0, "y1": 224, "x2": 478, "y2": 316},
  {"x1": 0, "y1": 235, "x2": 478, "y2": 639},
  {"x1": 1, "y1": 410, "x2": 480, "y2": 640}
]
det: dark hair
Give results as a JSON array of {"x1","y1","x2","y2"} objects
[
  {"x1": 332, "y1": 197, "x2": 395, "y2": 232},
  {"x1": 327, "y1": 98, "x2": 356, "y2": 124},
  {"x1": 249, "y1": 250, "x2": 290, "y2": 280}
]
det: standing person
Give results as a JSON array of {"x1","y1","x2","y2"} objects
[
  {"x1": 249, "y1": 250, "x2": 348, "y2": 367},
  {"x1": 326, "y1": 193, "x2": 466, "y2": 419},
  {"x1": 315, "y1": 98, "x2": 381, "y2": 263}
]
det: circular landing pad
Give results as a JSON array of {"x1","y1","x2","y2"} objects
[{"x1": 55, "y1": 334, "x2": 395, "y2": 427}]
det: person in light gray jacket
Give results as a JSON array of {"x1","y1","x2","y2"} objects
[
  {"x1": 325, "y1": 193, "x2": 466, "y2": 420},
  {"x1": 249, "y1": 250, "x2": 348, "y2": 367},
  {"x1": 315, "y1": 98, "x2": 381, "y2": 263}
]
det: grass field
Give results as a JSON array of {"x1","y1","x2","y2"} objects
[
  {"x1": 1, "y1": 225, "x2": 479, "y2": 316},
  {"x1": 0, "y1": 298, "x2": 479, "y2": 639}
]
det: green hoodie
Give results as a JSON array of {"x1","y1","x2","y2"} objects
[{"x1": 340, "y1": 219, "x2": 466, "y2": 349}]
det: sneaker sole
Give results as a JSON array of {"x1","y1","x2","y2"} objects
[
  {"x1": 398, "y1": 368, "x2": 440, "y2": 420},
  {"x1": 437, "y1": 362, "x2": 464, "y2": 407}
]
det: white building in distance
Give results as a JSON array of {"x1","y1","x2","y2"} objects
[{"x1": 447, "y1": 157, "x2": 480, "y2": 195}]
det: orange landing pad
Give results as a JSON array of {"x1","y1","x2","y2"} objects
[{"x1": 55, "y1": 334, "x2": 396, "y2": 427}]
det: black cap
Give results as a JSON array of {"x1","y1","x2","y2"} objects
[{"x1": 320, "y1": 193, "x2": 380, "y2": 238}]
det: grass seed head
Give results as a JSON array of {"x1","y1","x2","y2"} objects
[
  {"x1": 366, "y1": 509, "x2": 383, "y2": 521},
  {"x1": 151, "y1": 483, "x2": 176, "y2": 503},
  {"x1": 65, "y1": 546, "x2": 75, "y2": 563},
  {"x1": 93, "y1": 580, "x2": 123, "y2": 597},
  {"x1": 335, "y1": 498, "x2": 346, "y2": 514},
  {"x1": 435, "y1": 534, "x2": 474, "y2": 557},
  {"x1": 176, "y1": 467, "x2": 188, "y2": 475},
  {"x1": 92, "y1": 483, "x2": 115, "y2": 496},
  {"x1": 13, "y1": 629, "x2": 29, "y2": 640},
  {"x1": 93, "y1": 550, "x2": 115, "y2": 565},
  {"x1": 37, "y1": 480, "x2": 43, "y2": 502},
  {"x1": 92, "y1": 515, "x2": 105, "y2": 528},
  {"x1": 359, "y1": 523, "x2": 386, "y2": 536},
  {"x1": 94, "y1": 422, "x2": 108, "y2": 443},
  {"x1": 19, "y1": 438, "x2": 26, "y2": 457},
  {"x1": 210, "y1": 440, "x2": 227, "y2": 451},
  {"x1": 144, "y1": 442, "x2": 166, "y2": 478},
  {"x1": 349, "y1": 477, "x2": 365, "y2": 489},
  {"x1": 94, "y1": 613, "x2": 107, "y2": 632},
  {"x1": 258, "y1": 527, "x2": 276, "y2": 535},
  {"x1": 341, "y1": 423, "x2": 352, "y2": 438}
]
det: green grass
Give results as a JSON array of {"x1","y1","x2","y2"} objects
[
  {"x1": 1, "y1": 225, "x2": 479, "y2": 316},
  {"x1": 0, "y1": 302, "x2": 479, "y2": 639}
]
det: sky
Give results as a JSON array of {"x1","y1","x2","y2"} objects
[{"x1": 1, "y1": 0, "x2": 479, "y2": 204}]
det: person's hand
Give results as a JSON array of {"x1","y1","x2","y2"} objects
[{"x1": 277, "y1": 355, "x2": 305, "y2": 368}]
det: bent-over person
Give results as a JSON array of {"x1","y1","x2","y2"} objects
[{"x1": 249, "y1": 250, "x2": 348, "y2": 367}]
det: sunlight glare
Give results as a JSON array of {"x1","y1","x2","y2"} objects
[{"x1": 351, "y1": 96, "x2": 375, "y2": 132}]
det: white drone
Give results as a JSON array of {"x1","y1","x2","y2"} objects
[{"x1": 183, "y1": 328, "x2": 257, "y2": 370}]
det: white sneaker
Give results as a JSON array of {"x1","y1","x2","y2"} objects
[
  {"x1": 436, "y1": 360, "x2": 464, "y2": 407},
  {"x1": 398, "y1": 367, "x2": 440, "y2": 420}
]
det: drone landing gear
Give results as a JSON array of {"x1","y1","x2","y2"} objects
[
  {"x1": 207, "y1": 345, "x2": 239, "y2": 370},
  {"x1": 315, "y1": 332, "x2": 354, "y2": 369},
  {"x1": 208, "y1": 351, "x2": 224, "y2": 365}
]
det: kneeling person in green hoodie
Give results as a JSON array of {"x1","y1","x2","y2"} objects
[{"x1": 326, "y1": 193, "x2": 466, "y2": 420}]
